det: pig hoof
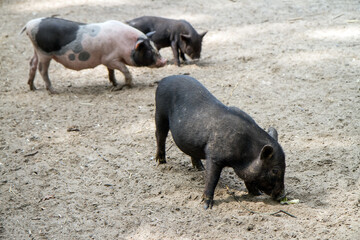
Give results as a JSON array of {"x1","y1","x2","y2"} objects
[
  {"x1": 203, "y1": 199, "x2": 213, "y2": 210},
  {"x1": 111, "y1": 84, "x2": 132, "y2": 91},
  {"x1": 246, "y1": 187, "x2": 262, "y2": 196},
  {"x1": 191, "y1": 158, "x2": 205, "y2": 171},
  {"x1": 156, "y1": 157, "x2": 167, "y2": 164},
  {"x1": 193, "y1": 165, "x2": 205, "y2": 171},
  {"x1": 249, "y1": 191, "x2": 262, "y2": 196},
  {"x1": 202, "y1": 196, "x2": 213, "y2": 210},
  {"x1": 195, "y1": 163, "x2": 205, "y2": 171},
  {"x1": 47, "y1": 88, "x2": 58, "y2": 94}
]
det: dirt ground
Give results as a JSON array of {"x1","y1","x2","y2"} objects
[{"x1": 1, "y1": 0, "x2": 359, "y2": 239}]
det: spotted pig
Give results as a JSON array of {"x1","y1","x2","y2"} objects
[{"x1": 22, "y1": 17, "x2": 167, "y2": 93}]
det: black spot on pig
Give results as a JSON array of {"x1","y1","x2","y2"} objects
[
  {"x1": 35, "y1": 17, "x2": 84, "y2": 53},
  {"x1": 78, "y1": 51, "x2": 90, "y2": 61},
  {"x1": 68, "y1": 54, "x2": 75, "y2": 61},
  {"x1": 155, "y1": 75, "x2": 286, "y2": 209}
]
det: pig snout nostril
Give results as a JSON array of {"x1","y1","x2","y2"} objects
[
  {"x1": 191, "y1": 53, "x2": 200, "y2": 59},
  {"x1": 273, "y1": 189, "x2": 287, "y2": 201},
  {"x1": 155, "y1": 58, "x2": 167, "y2": 67}
]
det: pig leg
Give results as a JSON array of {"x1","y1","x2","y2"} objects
[
  {"x1": 155, "y1": 114, "x2": 169, "y2": 164},
  {"x1": 203, "y1": 160, "x2": 223, "y2": 209},
  {"x1": 191, "y1": 157, "x2": 205, "y2": 171},
  {"x1": 28, "y1": 50, "x2": 38, "y2": 91},
  {"x1": 107, "y1": 68, "x2": 118, "y2": 87},
  {"x1": 38, "y1": 57, "x2": 56, "y2": 94},
  {"x1": 180, "y1": 51, "x2": 187, "y2": 62},
  {"x1": 108, "y1": 62, "x2": 133, "y2": 91},
  {"x1": 171, "y1": 42, "x2": 181, "y2": 66},
  {"x1": 244, "y1": 181, "x2": 262, "y2": 196}
]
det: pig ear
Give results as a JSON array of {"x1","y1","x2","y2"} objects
[
  {"x1": 260, "y1": 145, "x2": 274, "y2": 161},
  {"x1": 180, "y1": 33, "x2": 191, "y2": 42},
  {"x1": 267, "y1": 127, "x2": 278, "y2": 141},
  {"x1": 135, "y1": 39, "x2": 145, "y2": 50},
  {"x1": 200, "y1": 31, "x2": 207, "y2": 39},
  {"x1": 146, "y1": 31, "x2": 156, "y2": 38}
]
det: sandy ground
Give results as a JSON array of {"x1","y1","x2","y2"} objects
[{"x1": 1, "y1": 0, "x2": 359, "y2": 239}]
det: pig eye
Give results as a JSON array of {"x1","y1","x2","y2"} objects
[{"x1": 272, "y1": 169, "x2": 279, "y2": 175}]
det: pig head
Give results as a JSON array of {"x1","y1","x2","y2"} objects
[
  {"x1": 132, "y1": 32, "x2": 166, "y2": 68},
  {"x1": 234, "y1": 127, "x2": 286, "y2": 201},
  {"x1": 177, "y1": 30, "x2": 207, "y2": 60}
]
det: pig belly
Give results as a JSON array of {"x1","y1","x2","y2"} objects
[
  {"x1": 52, "y1": 52, "x2": 102, "y2": 71},
  {"x1": 169, "y1": 116, "x2": 208, "y2": 160}
]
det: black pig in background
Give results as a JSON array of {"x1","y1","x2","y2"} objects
[{"x1": 127, "y1": 16, "x2": 207, "y2": 66}]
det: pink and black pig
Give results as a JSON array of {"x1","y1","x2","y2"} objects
[
  {"x1": 155, "y1": 75, "x2": 286, "y2": 209},
  {"x1": 127, "y1": 16, "x2": 207, "y2": 66},
  {"x1": 21, "y1": 17, "x2": 167, "y2": 93}
]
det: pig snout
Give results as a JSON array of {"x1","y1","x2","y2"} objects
[
  {"x1": 146, "y1": 56, "x2": 167, "y2": 68},
  {"x1": 189, "y1": 52, "x2": 200, "y2": 60},
  {"x1": 152, "y1": 57, "x2": 167, "y2": 68},
  {"x1": 148, "y1": 54, "x2": 167, "y2": 68},
  {"x1": 271, "y1": 185, "x2": 286, "y2": 201}
]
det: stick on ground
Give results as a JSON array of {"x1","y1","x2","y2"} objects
[{"x1": 226, "y1": 186, "x2": 297, "y2": 218}]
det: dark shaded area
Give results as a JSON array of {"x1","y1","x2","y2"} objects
[{"x1": 36, "y1": 17, "x2": 84, "y2": 53}]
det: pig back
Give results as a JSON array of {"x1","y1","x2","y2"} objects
[
  {"x1": 156, "y1": 75, "x2": 225, "y2": 158},
  {"x1": 156, "y1": 75, "x2": 223, "y2": 119}
]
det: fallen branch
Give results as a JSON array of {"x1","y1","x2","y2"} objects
[
  {"x1": 333, "y1": 13, "x2": 344, "y2": 20},
  {"x1": 226, "y1": 186, "x2": 256, "y2": 214},
  {"x1": 226, "y1": 186, "x2": 297, "y2": 218},
  {"x1": 92, "y1": 146, "x2": 109, "y2": 162},
  {"x1": 39, "y1": 195, "x2": 55, "y2": 203},
  {"x1": 166, "y1": 142, "x2": 174, "y2": 152},
  {"x1": 270, "y1": 210, "x2": 297, "y2": 218},
  {"x1": 24, "y1": 151, "x2": 38, "y2": 157},
  {"x1": 288, "y1": 17, "x2": 303, "y2": 22},
  {"x1": 67, "y1": 126, "x2": 80, "y2": 132}
]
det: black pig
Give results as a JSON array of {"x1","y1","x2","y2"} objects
[
  {"x1": 155, "y1": 75, "x2": 286, "y2": 209},
  {"x1": 127, "y1": 16, "x2": 207, "y2": 66}
]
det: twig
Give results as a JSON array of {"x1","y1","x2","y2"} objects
[
  {"x1": 80, "y1": 102, "x2": 95, "y2": 106},
  {"x1": 227, "y1": 82, "x2": 240, "y2": 102},
  {"x1": 226, "y1": 186, "x2": 256, "y2": 214},
  {"x1": 270, "y1": 210, "x2": 297, "y2": 218},
  {"x1": 226, "y1": 186, "x2": 297, "y2": 218},
  {"x1": 67, "y1": 126, "x2": 80, "y2": 132},
  {"x1": 24, "y1": 151, "x2": 38, "y2": 157},
  {"x1": 39, "y1": 195, "x2": 55, "y2": 203},
  {"x1": 288, "y1": 17, "x2": 303, "y2": 22},
  {"x1": 166, "y1": 143, "x2": 174, "y2": 152},
  {"x1": 9, "y1": 186, "x2": 16, "y2": 195},
  {"x1": 92, "y1": 147, "x2": 109, "y2": 162},
  {"x1": 333, "y1": 13, "x2": 344, "y2": 20}
]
